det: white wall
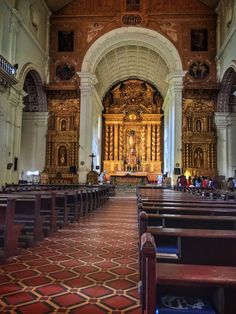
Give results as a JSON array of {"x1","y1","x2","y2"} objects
[
  {"x1": 216, "y1": 0, "x2": 236, "y2": 78},
  {"x1": 0, "y1": 0, "x2": 50, "y2": 187},
  {"x1": 216, "y1": 0, "x2": 236, "y2": 178},
  {"x1": 20, "y1": 112, "x2": 48, "y2": 181}
]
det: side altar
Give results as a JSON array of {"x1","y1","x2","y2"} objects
[{"x1": 110, "y1": 172, "x2": 148, "y2": 185}]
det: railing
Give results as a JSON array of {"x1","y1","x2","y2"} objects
[
  {"x1": 0, "y1": 55, "x2": 16, "y2": 76},
  {"x1": 0, "y1": 55, "x2": 17, "y2": 90}
]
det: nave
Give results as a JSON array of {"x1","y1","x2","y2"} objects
[{"x1": 0, "y1": 190, "x2": 141, "y2": 314}]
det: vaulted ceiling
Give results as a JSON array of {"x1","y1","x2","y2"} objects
[
  {"x1": 45, "y1": 0, "x2": 219, "y2": 12},
  {"x1": 95, "y1": 45, "x2": 169, "y2": 98}
]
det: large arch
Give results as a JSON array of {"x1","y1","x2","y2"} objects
[
  {"x1": 78, "y1": 27, "x2": 185, "y2": 183},
  {"x1": 19, "y1": 66, "x2": 48, "y2": 183},
  {"x1": 215, "y1": 66, "x2": 236, "y2": 178}
]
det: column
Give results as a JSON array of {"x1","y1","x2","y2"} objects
[
  {"x1": 114, "y1": 124, "x2": 118, "y2": 160},
  {"x1": 165, "y1": 72, "x2": 185, "y2": 183},
  {"x1": 151, "y1": 125, "x2": 156, "y2": 161},
  {"x1": 119, "y1": 124, "x2": 124, "y2": 160},
  {"x1": 215, "y1": 113, "x2": 230, "y2": 177},
  {"x1": 78, "y1": 72, "x2": 98, "y2": 183},
  {"x1": 105, "y1": 124, "x2": 109, "y2": 160},
  {"x1": 156, "y1": 125, "x2": 161, "y2": 161},
  {"x1": 146, "y1": 124, "x2": 151, "y2": 161}
]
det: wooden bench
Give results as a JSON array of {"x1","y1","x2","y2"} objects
[
  {"x1": 139, "y1": 211, "x2": 236, "y2": 235},
  {"x1": 0, "y1": 198, "x2": 24, "y2": 260},
  {"x1": 0, "y1": 195, "x2": 44, "y2": 247},
  {"x1": 141, "y1": 232, "x2": 236, "y2": 314}
]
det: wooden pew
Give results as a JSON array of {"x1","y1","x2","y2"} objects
[
  {"x1": 0, "y1": 195, "x2": 45, "y2": 247},
  {"x1": 141, "y1": 232, "x2": 236, "y2": 314},
  {"x1": 0, "y1": 198, "x2": 23, "y2": 260},
  {"x1": 139, "y1": 211, "x2": 236, "y2": 235},
  {"x1": 144, "y1": 227, "x2": 236, "y2": 266},
  {"x1": 138, "y1": 202, "x2": 236, "y2": 217}
]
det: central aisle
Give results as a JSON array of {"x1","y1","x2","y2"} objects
[{"x1": 0, "y1": 189, "x2": 141, "y2": 314}]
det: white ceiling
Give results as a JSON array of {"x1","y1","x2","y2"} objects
[
  {"x1": 45, "y1": 0, "x2": 219, "y2": 12},
  {"x1": 95, "y1": 45, "x2": 169, "y2": 98}
]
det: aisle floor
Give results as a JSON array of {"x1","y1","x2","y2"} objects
[{"x1": 0, "y1": 190, "x2": 141, "y2": 314}]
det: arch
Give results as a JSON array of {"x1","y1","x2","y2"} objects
[
  {"x1": 81, "y1": 27, "x2": 183, "y2": 97},
  {"x1": 22, "y1": 69, "x2": 47, "y2": 112},
  {"x1": 82, "y1": 27, "x2": 182, "y2": 72},
  {"x1": 78, "y1": 26, "x2": 184, "y2": 183},
  {"x1": 217, "y1": 66, "x2": 236, "y2": 112}
]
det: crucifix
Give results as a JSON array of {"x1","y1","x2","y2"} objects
[{"x1": 89, "y1": 152, "x2": 96, "y2": 171}]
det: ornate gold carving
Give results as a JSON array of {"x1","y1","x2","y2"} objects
[
  {"x1": 45, "y1": 92, "x2": 80, "y2": 183},
  {"x1": 103, "y1": 79, "x2": 163, "y2": 177},
  {"x1": 182, "y1": 89, "x2": 217, "y2": 177}
]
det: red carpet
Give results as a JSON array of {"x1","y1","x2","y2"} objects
[{"x1": 0, "y1": 190, "x2": 141, "y2": 313}]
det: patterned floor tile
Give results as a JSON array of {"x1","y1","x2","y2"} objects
[
  {"x1": 3, "y1": 291, "x2": 36, "y2": 305},
  {"x1": 52, "y1": 292, "x2": 85, "y2": 307},
  {"x1": 0, "y1": 190, "x2": 141, "y2": 313}
]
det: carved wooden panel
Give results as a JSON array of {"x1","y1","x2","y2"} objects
[
  {"x1": 182, "y1": 89, "x2": 218, "y2": 177},
  {"x1": 45, "y1": 90, "x2": 80, "y2": 183}
]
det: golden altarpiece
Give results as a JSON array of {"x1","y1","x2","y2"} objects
[
  {"x1": 42, "y1": 91, "x2": 80, "y2": 184},
  {"x1": 102, "y1": 79, "x2": 163, "y2": 181},
  {"x1": 182, "y1": 90, "x2": 217, "y2": 178}
]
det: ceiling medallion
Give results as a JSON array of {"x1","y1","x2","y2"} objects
[{"x1": 122, "y1": 14, "x2": 141, "y2": 25}]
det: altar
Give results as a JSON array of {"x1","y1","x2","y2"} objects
[{"x1": 110, "y1": 172, "x2": 148, "y2": 185}]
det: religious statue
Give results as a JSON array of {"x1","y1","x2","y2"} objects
[
  {"x1": 58, "y1": 146, "x2": 67, "y2": 166},
  {"x1": 194, "y1": 149, "x2": 203, "y2": 168},
  {"x1": 61, "y1": 119, "x2": 66, "y2": 131}
]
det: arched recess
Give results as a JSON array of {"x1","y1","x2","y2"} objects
[
  {"x1": 78, "y1": 26, "x2": 185, "y2": 183},
  {"x1": 20, "y1": 68, "x2": 48, "y2": 183},
  {"x1": 215, "y1": 65, "x2": 236, "y2": 177}
]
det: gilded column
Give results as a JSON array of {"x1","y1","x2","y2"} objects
[
  {"x1": 119, "y1": 125, "x2": 124, "y2": 160},
  {"x1": 114, "y1": 124, "x2": 118, "y2": 160},
  {"x1": 105, "y1": 124, "x2": 109, "y2": 160},
  {"x1": 141, "y1": 125, "x2": 146, "y2": 161},
  {"x1": 147, "y1": 124, "x2": 151, "y2": 161},
  {"x1": 151, "y1": 125, "x2": 156, "y2": 161},
  {"x1": 109, "y1": 125, "x2": 114, "y2": 160},
  {"x1": 157, "y1": 125, "x2": 161, "y2": 161}
]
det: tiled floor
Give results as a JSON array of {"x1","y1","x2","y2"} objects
[{"x1": 0, "y1": 189, "x2": 141, "y2": 313}]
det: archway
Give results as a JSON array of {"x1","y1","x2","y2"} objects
[
  {"x1": 215, "y1": 66, "x2": 236, "y2": 177},
  {"x1": 78, "y1": 26, "x2": 184, "y2": 183},
  {"x1": 20, "y1": 69, "x2": 48, "y2": 183}
]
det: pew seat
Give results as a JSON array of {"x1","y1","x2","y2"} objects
[{"x1": 141, "y1": 232, "x2": 236, "y2": 314}]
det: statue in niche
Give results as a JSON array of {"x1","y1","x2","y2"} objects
[
  {"x1": 194, "y1": 148, "x2": 204, "y2": 168},
  {"x1": 58, "y1": 146, "x2": 67, "y2": 166},
  {"x1": 196, "y1": 120, "x2": 202, "y2": 132},
  {"x1": 60, "y1": 120, "x2": 67, "y2": 131},
  {"x1": 191, "y1": 29, "x2": 208, "y2": 51}
]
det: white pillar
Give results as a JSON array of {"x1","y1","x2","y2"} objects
[
  {"x1": 215, "y1": 112, "x2": 231, "y2": 178},
  {"x1": 165, "y1": 72, "x2": 185, "y2": 184},
  {"x1": 78, "y1": 72, "x2": 98, "y2": 183},
  {"x1": 0, "y1": 86, "x2": 24, "y2": 186}
]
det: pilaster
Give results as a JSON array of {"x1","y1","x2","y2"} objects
[{"x1": 78, "y1": 72, "x2": 98, "y2": 183}]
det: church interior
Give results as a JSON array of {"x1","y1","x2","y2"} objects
[{"x1": 0, "y1": 0, "x2": 236, "y2": 313}]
